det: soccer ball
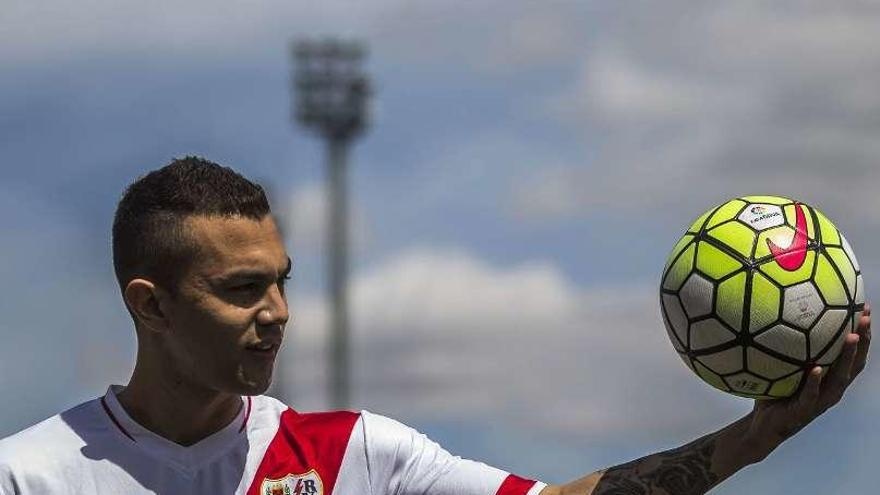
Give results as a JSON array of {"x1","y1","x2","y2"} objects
[{"x1": 660, "y1": 196, "x2": 865, "y2": 399}]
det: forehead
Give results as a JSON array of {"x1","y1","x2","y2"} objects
[{"x1": 183, "y1": 215, "x2": 287, "y2": 274}]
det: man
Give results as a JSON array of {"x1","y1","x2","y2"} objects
[{"x1": 0, "y1": 157, "x2": 870, "y2": 494}]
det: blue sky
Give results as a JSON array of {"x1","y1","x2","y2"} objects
[{"x1": 3, "y1": 1, "x2": 880, "y2": 492}]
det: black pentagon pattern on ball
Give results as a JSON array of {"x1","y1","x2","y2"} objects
[{"x1": 660, "y1": 197, "x2": 864, "y2": 399}]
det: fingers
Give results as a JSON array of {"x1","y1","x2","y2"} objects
[
  {"x1": 818, "y1": 333, "x2": 860, "y2": 410},
  {"x1": 778, "y1": 366, "x2": 825, "y2": 438},
  {"x1": 763, "y1": 306, "x2": 870, "y2": 439},
  {"x1": 853, "y1": 308, "x2": 872, "y2": 377},
  {"x1": 797, "y1": 366, "x2": 823, "y2": 410}
]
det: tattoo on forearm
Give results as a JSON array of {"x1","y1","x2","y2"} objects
[{"x1": 591, "y1": 436, "x2": 720, "y2": 495}]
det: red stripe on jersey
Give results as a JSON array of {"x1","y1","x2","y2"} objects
[
  {"x1": 246, "y1": 409, "x2": 360, "y2": 495},
  {"x1": 239, "y1": 396, "x2": 253, "y2": 434},
  {"x1": 100, "y1": 397, "x2": 135, "y2": 443},
  {"x1": 496, "y1": 474, "x2": 539, "y2": 495}
]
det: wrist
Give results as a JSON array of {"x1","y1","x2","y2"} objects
[
  {"x1": 711, "y1": 412, "x2": 777, "y2": 478},
  {"x1": 738, "y1": 411, "x2": 782, "y2": 464}
]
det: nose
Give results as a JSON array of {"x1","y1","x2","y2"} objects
[{"x1": 257, "y1": 284, "x2": 290, "y2": 327}]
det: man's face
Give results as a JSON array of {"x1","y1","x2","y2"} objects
[{"x1": 159, "y1": 214, "x2": 291, "y2": 396}]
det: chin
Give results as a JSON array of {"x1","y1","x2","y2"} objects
[{"x1": 233, "y1": 372, "x2": 274, "y2": 396}]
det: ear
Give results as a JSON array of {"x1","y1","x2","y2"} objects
[{"x1": 124, "y1": 278, "x2": 171, "y2": 333}]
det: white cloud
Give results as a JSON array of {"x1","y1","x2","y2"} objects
[
  {"x1": 353, "y1": 249, "x2": 578, "y2": 336},
  {"x1": 560, "y1": 46, "x2": 762, "y2": 125},
  {"x1": 280, "y1": 248, "x2": 745, "y2": 443}
]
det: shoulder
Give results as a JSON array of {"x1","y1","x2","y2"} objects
[
  {"x1": 0, "y1": 399, "x2": 103, "y2": 462},
  {"x1": 354, "y1": 412, "x2": 528, "y2": 494},
  {"x1": 357, "y1": 410, "x2": 430, "y2": 452},
  {"x1": 0, "y1": 398, "x2": 104, "y2": 483},
  {"x1": 355, "y1": 410, "x2": 451, "y2": 477}
]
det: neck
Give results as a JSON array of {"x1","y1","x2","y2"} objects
[{"x1": 116, "y1": 352, "x2": 243, "y2": 447}]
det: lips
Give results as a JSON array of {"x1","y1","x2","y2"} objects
[{"x1": 245, "y1": 342, "x2": 279, "y2": 358}]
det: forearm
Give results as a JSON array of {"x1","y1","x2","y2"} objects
[{"x1": 547, "y1": 412, "x2": 778, "y2": 495}]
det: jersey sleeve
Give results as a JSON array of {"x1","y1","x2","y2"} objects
[{"x1": 359, "y1": 411, "x2": 545, "y2": 495}]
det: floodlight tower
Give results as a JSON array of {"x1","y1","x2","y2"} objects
[{"x1": 292, "y1": 39, "x2": 370, "y2": 409}]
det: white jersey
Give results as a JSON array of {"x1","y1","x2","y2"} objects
[{"x1": 0, "y1": 386, "x2": 545, "y2": 495}]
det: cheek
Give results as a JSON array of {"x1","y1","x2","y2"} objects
[{"x1": 173, "y1": 301, "x2": 256, "y2": 352}]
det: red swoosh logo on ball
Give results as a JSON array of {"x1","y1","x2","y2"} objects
[{"x1": 767, "y1": 203, "x2": 808, "y2": 271}]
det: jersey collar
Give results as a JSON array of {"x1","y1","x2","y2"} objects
[{"x1": 101, "y1": 385, "x2": 252, "y2": 472}]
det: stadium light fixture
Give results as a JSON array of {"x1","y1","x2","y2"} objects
[{"x1": 291, "y1": 38, "x2": 371, "y2": 410}]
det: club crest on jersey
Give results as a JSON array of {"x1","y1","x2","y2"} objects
[{"x1": 260, "y1": 470, "x2": 323, "y2": 495}]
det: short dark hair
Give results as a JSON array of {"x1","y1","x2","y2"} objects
[{"x1": 112, "y1": 156, "x2": 271, "y2": 294}]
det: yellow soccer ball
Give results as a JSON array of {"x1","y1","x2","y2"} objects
[{"x1": 660, "y1": 196, "x2": 865, "y2": 399}]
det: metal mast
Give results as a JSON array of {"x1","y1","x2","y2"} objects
[{"x1": 292, "y1": 39, "x2": 370, "y2": 409}]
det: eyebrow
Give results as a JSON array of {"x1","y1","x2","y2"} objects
[{"x1": 216, "y1": 257, "x2": 293, "y2": 283}]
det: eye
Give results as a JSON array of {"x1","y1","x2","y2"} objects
[{"x1": 229, "y1": 282, "x2": 260, "y2": 292}]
